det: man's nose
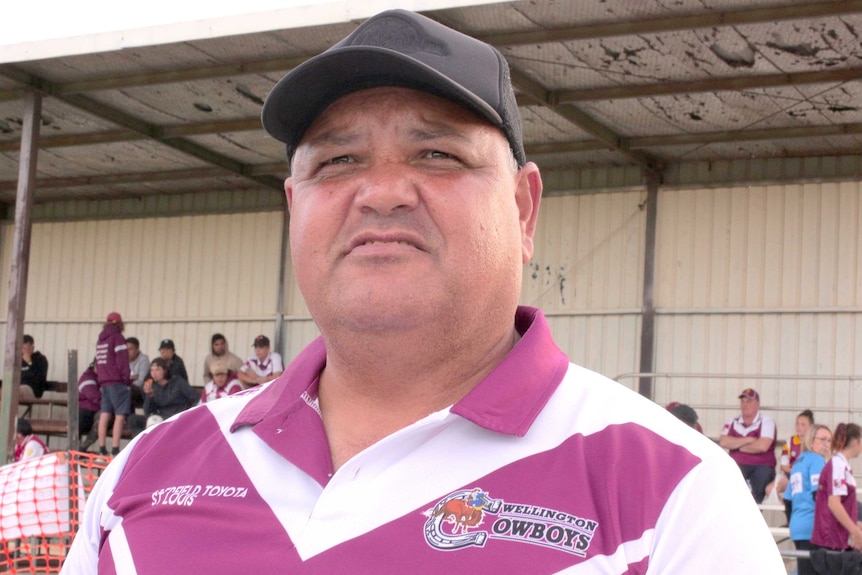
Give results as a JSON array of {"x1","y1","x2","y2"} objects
[{"x1": 354, "y1": 162, "x2": 420, "y2": 215}]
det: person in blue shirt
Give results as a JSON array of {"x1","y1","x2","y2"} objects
[{"x1": 787, "y1": 423, "x2": 833, "y2": 575}]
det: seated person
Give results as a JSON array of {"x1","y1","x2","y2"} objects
[
  {"x1": 14, "y1": 419, "x2": 48, "y2": 462},
  {"x1": 718, "y1": 388, "x2": 777, "y2": 503},
  {"x1": 200, "y1": 361, "x2": 243, "y2": 404},
  {"x1": 202, "y1": 333, "x2": 244, "y2": 384},
  {"x1": 158, "y1": 339, "x2": 188, "y2": 382},
  {"x1": 238, "y1": 335, "x2": 284, "y2": 388},
  {"x1": 78, "y1": 360, "x2": 101, "y2": 451},
  {"x1": 20, "y1": 334, "x2": 49, "y2": 399},
  {"x1": 130, "y1": 358, "x2": 198, "y2": 436},
  {"x1": 126, "y1": 337, "x2": 150, "y2": 409}
]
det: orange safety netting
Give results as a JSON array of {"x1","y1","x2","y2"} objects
[{"x1": 0, "y1": 451, "x2": 108, "y2": 574}]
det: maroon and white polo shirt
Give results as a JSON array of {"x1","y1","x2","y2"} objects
[{"x1": 63, "y1": 307, "x2": 783, "y2": 574}]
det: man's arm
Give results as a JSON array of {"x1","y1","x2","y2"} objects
[
  {"x1": 738, "y1": 436, "x2": 773, "y2": 454},
  {"x1": 237, "y1": 367, "x2": 259, "y2": 386},
  {"x1": 718, "y1": 435, "x2": 755, "y2": 450},
  {"x1": 827, "y1": 495, "x2": 862, "y2": 550}
]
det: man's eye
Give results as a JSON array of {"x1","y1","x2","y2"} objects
[
  {"x1": 424, "y1": 150, "x2": 452, "y2": 159},
  {"x1": 326, "y1": 155, "x2": 352, "y2": 165}
]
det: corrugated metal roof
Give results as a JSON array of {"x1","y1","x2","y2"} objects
[{"x1": 1, "y1": 0, "x2": 862, "y2": 206}]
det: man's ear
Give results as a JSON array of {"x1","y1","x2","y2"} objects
[
  {"x1": 515, "y1": 162, "x2": 543, "y2": 263},
  {"x1": 285, "y1": 177, "x2": 294, "y2": 212}
]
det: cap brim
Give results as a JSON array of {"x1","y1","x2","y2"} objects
[{"x1": 262, "y1": 46, "x2": 503, "y2": 155}]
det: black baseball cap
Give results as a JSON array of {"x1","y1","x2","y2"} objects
[
  {"x1": 159, "y1": 339, "x2": 175, "y2": 350},
  {"x1": 261, "y1": 9, "x2": 525, "y2": 166},
  {"x1": 253, "y1": 335, "x2": 270, "y2": 348}
]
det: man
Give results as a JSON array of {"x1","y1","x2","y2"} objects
[
  {"x1": 237, "y1": 335, "x2": 283, "y2": 388},
  {"x1": 719, "y1": 387, "x2": 778, "y2": 503},
  {"x1": 158, "y1": 338, "x2": 188, "y2": 382},
  {"x1": 20, "y1": 334, "x2": 49, "y2": 399},
  {"x1": 63, "y1": 10, "x2": 782, "y2": 573},
  {"x1": 202, "y1": 333, "x2": 244, "y2": 383},
  {"x1": 126, "y1": 337, "x2": 150, "y2": 408}
]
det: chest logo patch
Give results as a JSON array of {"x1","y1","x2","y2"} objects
[{"x1": 423, "y1": 488, "x2": 598, "y2": 555}]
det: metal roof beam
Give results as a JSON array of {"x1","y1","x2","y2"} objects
[{"x1": 480, "y1": 0, "x2": 862, "y2": 46}]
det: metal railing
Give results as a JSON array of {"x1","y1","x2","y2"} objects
[{"x1": 613, "y1": 371, "x2": 862, "y2": 421}]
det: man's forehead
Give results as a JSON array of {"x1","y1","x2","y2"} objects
[{"x1": 297, "y1": 87, "x2": 503, "y2": 148}]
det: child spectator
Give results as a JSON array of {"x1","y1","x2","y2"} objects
[
  {"x1": 20, "y1": 334, "x2": 49, "y2": 399},
  {"x1": 200, "y1": 360, "x2": 243, "y2": 404},
  {"x1": 238, "y1": 335, "x2": 284, "y2": 388},
  {"x1": 14, "y1": 419, "x2": 48, "y2": 462}
]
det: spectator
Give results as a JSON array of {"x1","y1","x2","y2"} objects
[
  {"x1": 719, "y1": 387, "x2": 778, "y2": 503},
  {"x1": 666, "y1": 401, "x2": 703, "y2": 433},
  {"x1": 812, "y1": 423, "x2": 862, "y2": 552},
  {"x1": 63, "y1": 10, "x2": 783, "y2": 573},
  {"x1": 200, "y1": 360, "x2": 243, "y2": 404},
  {"x1": 20, "y1": 334, "x2": 49, "y2": 399},
  {"x1": 237, "y1": 335, "x2": 283, "y2": 388},
  {"x1": 78, "y1": 360, "x2": 101, "y2": 451},
  {"x1": 130, "y1": 358, "x2": 198, "y2": 436},
  {"x1": 202, "y1": 333, "x2": 244, "y2": 383},
  {"x1": 768, "y1": 409, "x2": 815, "y2": 519},
  {"x1": 126, "y1": 337, "x2": 150, "y2": 409},
  {"x1": 788, "y1": 424, "x2": 832, "y2": 575},
  {"x1": 14, "y1": 419, "x2": 48, "y2": 462},
  {"x1": 95, "y1": 312, "x2": 132, "y2": 457},
  {"x1": 158, "y1": 339, "x2": 188, "y2": 382}
]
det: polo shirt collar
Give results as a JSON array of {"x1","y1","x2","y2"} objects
[{"x1": 231, "y1": 306, "x2": 569, "y2": 437}]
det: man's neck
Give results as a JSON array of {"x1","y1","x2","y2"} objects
[{"x1": 318, "y1": 325, "x2": 519, "y2": 470}]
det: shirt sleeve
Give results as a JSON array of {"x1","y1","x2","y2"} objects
[{"x1": 647, "y1": 450, "x2": 785, "y2": 574}]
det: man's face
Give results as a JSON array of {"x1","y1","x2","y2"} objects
[
  {"x1": 740, "y1": 396, "x2": 759, "y2": 419},
  {"x1": 286, "y1": 87, "x2": 542, "y2": 334},
  {"x1": 127, "y1": 343, "x2": 139, "y2": 361},
  {"x1": 22, "y1": 341, "x2": 33, "y2": 356},
  {"x1": 254, "y1": 345, "x2": 269, "y2": 361},
  {"x1": 212, "y1": 339, "x2": 226, "y2": 356},
  {"x1": 160, "y1": 348, "x2": 174, "y2": 361}
]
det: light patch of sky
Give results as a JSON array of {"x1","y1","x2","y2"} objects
[{"x1": 2, "y1": 0, "x2": 329, "y2": 45}]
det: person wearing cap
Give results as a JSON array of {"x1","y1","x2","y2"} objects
[
  {"x1": 200, "y1": 360, "x2": 243, "y2": 404},
  {"x1": 158, "y1": 338, "x2": 188, "y2": 382},
  {"x1": 63, "y1": 10, "x2": 782, "y2": 574},
  {"x1": 20, "y1": 334, "x2": 49, "y2": 399},
  {"x1": 237, "y1": 335, "x2": 283, "y2": 388},
  {"x1": 719, "y1": 388, "x2": 778, "y2": 503},
  {"x1": 202, "y1": 333, "x2": 244, "y2": 384},
  {"x1": 95, "y1": 312, "x2": 132, "y2": 457}
]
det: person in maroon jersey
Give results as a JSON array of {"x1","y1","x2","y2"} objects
[{"x1": 811, "y1": 422, "x2": 862, "y2": 552}]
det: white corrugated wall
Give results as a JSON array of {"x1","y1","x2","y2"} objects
[{"x1": 0, "y1": 211, "x2": 284, "y2": 386}]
